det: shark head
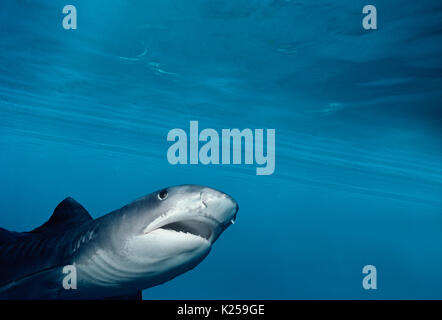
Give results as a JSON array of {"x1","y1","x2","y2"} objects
[
  {"x1": 75, "y1": 185, "x2": 238, "y2": 296},
  {"x1": 139, "y1": 184, "x2": 238, "y2": 244}
]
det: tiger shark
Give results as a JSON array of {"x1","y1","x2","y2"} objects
[{"x1": 0, "y1": 185, "x2": 238, "y2": 299}]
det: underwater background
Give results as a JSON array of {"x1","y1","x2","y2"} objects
[{"x1": 0, "y1": 0, "x2": 441, "y2": 299}]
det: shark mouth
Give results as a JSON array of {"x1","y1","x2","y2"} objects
[{"x1": 159, "y1": 219, "x2": 213, "y2": 240}]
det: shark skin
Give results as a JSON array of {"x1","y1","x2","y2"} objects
[{"x1": 0, "y1": 185, "x2": 238, "y2": 300}]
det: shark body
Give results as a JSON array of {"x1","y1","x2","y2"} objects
[{"x1": 0, "y1": 185, "x2": 238, "y2": 299}]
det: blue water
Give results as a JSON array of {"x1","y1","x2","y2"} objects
[{"x1": 1, "y1": 1, "x2": 441, "y2": 299}]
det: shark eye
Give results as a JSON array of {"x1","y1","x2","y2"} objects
[{"x1": 158, "y1": 190, "x2": 168, "y2": 201}]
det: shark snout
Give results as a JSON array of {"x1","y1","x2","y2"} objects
[{"x1": 200, "y1": 189, "x2": 238, "y2": 226}]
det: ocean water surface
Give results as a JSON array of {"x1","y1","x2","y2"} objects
[{"x1": 0, "y1": 1, "x2": 441, "y2": 299}]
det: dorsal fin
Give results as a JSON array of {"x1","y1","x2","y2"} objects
[{"x1": 31, "y1": 197, "x2": 93, "y2": 233}]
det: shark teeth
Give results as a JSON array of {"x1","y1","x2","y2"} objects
[{"x1": 231, "y1": 219, "x2": 235, "y2": 225}]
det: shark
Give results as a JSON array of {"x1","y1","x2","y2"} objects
[{"x1": 0, "y1": 185, "x2": 238, "y2": 299}]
